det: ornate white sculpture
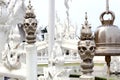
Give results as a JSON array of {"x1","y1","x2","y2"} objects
[
  {"x1": 2, "y1": 28, "x2": 25, "y2": 70},
  {"x1": 51, "y1": 42, "x2": 64, "y2": 66},
  {"x1": 2, "y1": 43, "x2": 23, "y2": 70},
  {"x1": 64, "y1": 0, "x2": 72, "y2": 39},
  {"x1": 7, "y1": 0, "x2": 26, "y2": 25},
  {"x1": 55, "y1": 12, "x2": 64, "y2": 40},
  {"x1": 0, "y1": 0, "x2": 25, "y2": 53},
  {"x1": 69, "y1": 24, "x2": 76, "y2": 39},
  {"x1": 0, "y1": 0, "x2": 25, "y2": 25},
  {"x1": 0, "y1": 0, "x2": 9, "y2": 24},
  {"x1": 43, "y1": 42, "x2": 68, "y2": 80}
]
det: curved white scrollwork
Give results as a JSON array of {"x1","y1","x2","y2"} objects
[
  {"x1": 0, "y1": 0, "x2": 26, "y2": 25},
  {"x1": 9, "y1": 0, "x2": 26, "y2": 25},
  {"x1": 2, "y1": 43, "x2": 25, "y2": 70},
  {"x1": 0, "y1": 0, "x2": 9, "y2": 24},
  {"x1": 50, "y1": 42, "x2": 64, "y2": 66}
]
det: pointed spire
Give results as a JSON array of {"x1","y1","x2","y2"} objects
[
  {"x1": 28, "y1": 0, "x2": 32, "y2": 9},
  {"x1": 85, "y1": 12, "x2": 88, "y2": 25},
  {"x1": 82, "y1": 12, "x2": 90, "y2": 28},
  {"x1": 24, "y1": 0, "x2": 36, "y2": 19},
  {"x1": 80, "y1": 12, "x2": 92, "y2": 40}
]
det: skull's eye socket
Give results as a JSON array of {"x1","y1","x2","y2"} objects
[
  {"x1": 32, "y1": 23, "x2": 37, "y2": 26},
  {"x1": 89, "y1": 46, "x2": 95, "y2": 51},
  {"x1": 24, "y1": 23, "x2": 29, "y2": 28},
  {"x1": 82, "y1": 26, "x2": 85, "y2": 29},
  {"x1": 78, "y1": 47, "x2": 80, "y2": 50},
  {"x1": 17, "y1": 55, "x2": 20, "y2": 59},
  {"x1": 81, "y1": 47, "x2": 87, "y2": 51},
  {"x1": 89, "y1": 26, "x2": 91, "y2": 28},
  {"x1": 10, "y1": 54, "x2": 13, "y2": 58}
]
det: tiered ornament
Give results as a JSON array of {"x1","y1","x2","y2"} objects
[
  {"x1": 78, "y1": 12, "x2": 96, "y2": 74},
  {"x1": 23, "y1": 1, "x2": 37, "y2": 44}
]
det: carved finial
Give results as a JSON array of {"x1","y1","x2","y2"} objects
[
  {"x1": 24, "y1": 0, "x2": 35, "y2": 19},
  {"x1": 85, "y1": 12, "x2": 87, "y2": 21},
  {"x1": 29, "y1": 0, "x2": 31, "y2": 4},
  {"x1": 80, "y1": 12, "x2": 92, "y2": 40},
  {"x1": 85, "y1": 12, "x2": 88, "y2": 25},
  {"x1": 28, "y1": 0, "x2": 32, "y2": 9}
]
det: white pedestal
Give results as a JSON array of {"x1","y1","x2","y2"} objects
[
  {"x1": 25, "y1": 44, "x2": 37, "y2": 80},
  {"x1": 0, "y1": 63, "x2": 26, "y2": 79},
  {"x1": 79, "y1": 75, "x2": 94, "y2": 80}
]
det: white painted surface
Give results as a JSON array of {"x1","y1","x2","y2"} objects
[
  {"x1": 25, "y1": 44, "x2": 37, "y2": 80},
  {"x1": 0, "y1": 63, "x2": 26, "y2": 79},
  {"x1": 48, "y1": 0, "x2": 55, "y2": 66},
  {"x1": 0, "y1": 25, "x2": 10, "y2": 63}
]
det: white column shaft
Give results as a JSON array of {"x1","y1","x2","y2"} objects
[
  {"x1": 48, "y1": 0, "x2": 55, "y2": 66},
  {"x1": 26, "y1": 44, "x2": 37, "y2": 80}
]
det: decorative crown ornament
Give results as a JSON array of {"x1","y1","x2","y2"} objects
[
  {"x1": 24, "y1": 1, "x2": 36, "y2": 19},
  {"x1": 23, "y1": 0, "x2": 37, "y2": 44},
  {"x1": 80, "y1": 12, "x2": 93, "y2": 40}
]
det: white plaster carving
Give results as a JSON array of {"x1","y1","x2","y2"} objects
[
  {"x1": 7, "y1": 0, "x2": 26, "y2": 25},
  {"x1": 2, "y1": 43, "x2": 25, "y2": 70}
]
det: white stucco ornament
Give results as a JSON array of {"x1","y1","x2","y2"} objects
[
  {"x1": 51, "y1": 42, "x2": 64, "y2": 66},
  {"x1": 2, "y1": 44, "x2": 23, "y2": 70},
  {"x1": 0, "y1": 0, "x2": 9, "y2": 24}
]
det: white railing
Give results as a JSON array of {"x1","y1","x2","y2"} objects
[
  {"x1": 37, "y1": 55, "x2": 81, "y2": 64},
  {"x1": 64, "y1": 55, "x2": 80, "y2": 63},
  {"x1": 37, "y1": 56, "x2": 48, "y2": 64}
]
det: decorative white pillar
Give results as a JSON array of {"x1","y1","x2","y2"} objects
[
  {"x1": 48, "y1": 0, "x2": 55, "y2": 66},
  {"x1": 26, "y1": 44, "x2": 37, "y2": 80},
  {"x1": 23, "y1": 1, "x2": 38, "y2": 80}
]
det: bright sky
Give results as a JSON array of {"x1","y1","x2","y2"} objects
[{"x1": 25, "y1": 0, "x2": 120, "y2": 33}]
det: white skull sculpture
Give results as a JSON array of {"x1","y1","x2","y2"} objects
[{"x1": 78, "y1": 40, "x2": 96, "y2": 62}]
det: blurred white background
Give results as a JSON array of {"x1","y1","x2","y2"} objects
[{"x1": 25, "y1": 0, "x2": 120, "y2": 33}]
